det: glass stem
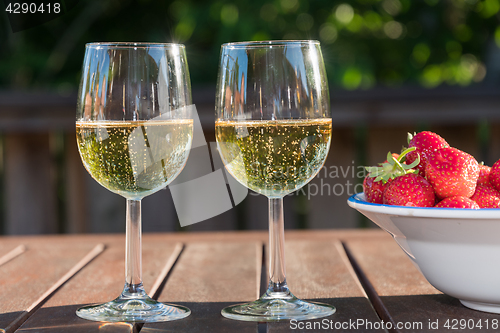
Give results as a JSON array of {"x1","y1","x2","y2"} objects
[
  {"x1": 125, "y1": 199, "x2": 144, "y2": 294},
  {"x1": 267, "y1": 197, "x2": 289, "y2": 294}
]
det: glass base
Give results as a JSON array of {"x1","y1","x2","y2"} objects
[
  {"x1": 76, "y1": 284, "x2": 190, "y2": 323},
  {"x1": 221, "y1": 289, "x2": 335, "y2": 322}
]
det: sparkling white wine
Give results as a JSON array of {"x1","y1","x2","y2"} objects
[
  {"x1": 216, "y1": 119, "x2": 331, "y2": 197},
  {"x1": 76, "y1": 119, "x2": 193, "y2": 199}
]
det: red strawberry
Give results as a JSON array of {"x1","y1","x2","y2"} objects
[
  {"x1": 363, "y1": 177, "x2": 390, "y2": 204},
  {"x1": 363, "y1": 148, "x2": 419, "y2": 204},
  {"x1": 435, "y1": 196, "x2": 480, "y2": 209},
  {"x1": 383, "y1": 173, "x2": 435, "y2": 207},
  {"x1": 406, "y1": 131, "x2": 449, "y2": 177},
  {"x1": 471, "y1": 184, "x2": 500, "y2": 208},
  {"x1": 489, "y1": 160, "x2": 500, "y2": 192},
  {"x1": 425, "y1": 147, "x2": 479, "y2": 199},
  {"x1": 478, "y1": 164, "x2": 491, "y2": 186}
]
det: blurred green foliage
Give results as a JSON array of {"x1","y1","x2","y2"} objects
[{"x1": 0, "y1": 0, "x2": 499, "y2": 92}]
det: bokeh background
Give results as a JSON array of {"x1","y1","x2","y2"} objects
[{"x1": 1, "y1": 0, "x2": 500, "y2": 235}]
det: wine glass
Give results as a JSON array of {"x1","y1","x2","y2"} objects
[
  {"x1": 215, "y1": 40, "x2": 335, "y2": 321},
  {"x1": 75, "y1": 42, "x2": 192, "y2": 322}
]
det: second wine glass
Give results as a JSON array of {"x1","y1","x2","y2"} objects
[{"x1": 215, "y1": 40, "x2": 336, "y2": 321}]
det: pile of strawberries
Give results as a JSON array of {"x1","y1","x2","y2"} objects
[{"x1": 363, "y1": 131, "x2": 500, "y2": 209}]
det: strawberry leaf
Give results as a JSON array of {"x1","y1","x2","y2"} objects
[{"x1": 364, "y1": 147, "x2": 419, "y2": 183}]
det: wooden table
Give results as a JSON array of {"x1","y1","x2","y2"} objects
[{"x1": 1, "y1": 229, "x2": 499, "y2": 333}]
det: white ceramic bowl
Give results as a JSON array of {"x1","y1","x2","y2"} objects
[{"x1": 348, "y1": 192, "x2": 500, "y2": 314}]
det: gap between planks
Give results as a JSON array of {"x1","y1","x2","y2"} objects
[
  {"x1": 256, "y1": 243, "x2": 265, "y2": 300},
  {"x1": 0, "y1": 245, "x2": 26, "y2": 267},
  {"x1": 4, "y1": 243, "x2": 105, "y2": 333},
  {"x1": 134, "y1": 243, "x2": 185, "y2": 333},
  {"x1": 149, "y1": 243, "x2": 184, "y2": 299},
  {"x1": 342, "y1": 242, "x2": 399, "y2": 333},
  {"x1": 257, "y1": 242, "x2": 267, "y2": 333}
]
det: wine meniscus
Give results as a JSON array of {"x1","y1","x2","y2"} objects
[
  {"x1": 76, "y1": 119, "x2": 193, "y2": 199},
  {"x1": 215, "y1": 118, "x2": 332, "y2": 197}
]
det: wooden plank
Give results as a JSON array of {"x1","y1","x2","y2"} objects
[
  {"x1": 366, "y1": 125, "x2": 415, "y2": 167},
  {"x1": 307, "y1": 128, "x2": 360, "y2": 229},
  {"x1": 345, "y1": 239, "x2": 439, "y2": 297},
  {"x1": 3, "y1": 87, "x2": 500, "y2": 131},
  {"x1": 285, "y1": 240, "x2": 367, "y2": 299},
  {"x1": 345, "y1": 237, "x2": 500, "y2": 333},
  {"x1": 266, "y1": 240, "x2": 382, "y2": 332},
  {"x1": 159, "y1": 242, "x2": 259, "y2": 302},
  {"x1": 244, "y1": 192, "x2": 298, "y2": 230},
  {"x1": 4, "y1": 133, "x2": 58, "y2": 234},
  {"x1": 0, "y1": 244, "x2": 25, "y2": 266},
  {"x1": 489, "y1": 123, "x2": 500, "y2": 166},
  {"x1": 0, "y1": 241, "x2": 99, "y2": 331},
  {"x1": 141, "y1": 189, "x2": 178, "y2": 232},
  {"x1": 85, "y1": 177, "x2": 126, "y2": 233},
  {"x1": 140, "y1": 229, "x2": 386, "y2": 243},
  {"x1": 330, "y1": 86, "x2": 500, "y2": 128},
  {"x1": 64, "y1": 132, "x2": 88, "y2": 233},
  {"x1": 17, "y1": 238, "x2": 183, "y2": 333},
  {"x1": 6, "y1": 244, "x2": 104, "y2": 333},
  {"x1": 0, "y1": 91, "x2": 76, "y2": 131},
  {"x1": 142, "y1": 242, "x2": 261, "y2": 333},
  {"x1": 0, "y1": 229, "x2": 386, "y2": 248},
  {"x1": 433, "y1": 125, "x2": 480, "y2": 162}
]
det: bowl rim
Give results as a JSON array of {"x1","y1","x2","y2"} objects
[{"x1": 348, "y1": 193, "x2": 500, "y2": 219}]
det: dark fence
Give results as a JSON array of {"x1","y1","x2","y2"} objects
[{"x1": 1, "y1": 86, "x2": 499, "y2": 235}]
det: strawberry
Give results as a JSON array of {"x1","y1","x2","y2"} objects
[
  {"x1": 383, "y1": 173, "x2": 435, "y2": 207},
  {"x1": 477, "y1": 164, "x2": 491, "y2": 186},
  {"x1": 363, "y1": 148, "x2": 419, "y2": 204},
  {"x1": 489, "y1": 159, "x2": 500, "y2": 192},
  {"x1": 471, "y1": 184, "x2": 500, "y2": 208},
  {"x1": 434, "y1": 196, "x2": 480, "y2": 209},
  {"x1": 406, "y1": 131, "x2": 449, "y2": 177},
  {"x1": 363, "y1": 177, "x2": 391, "y2": 204},
  {"x1": 425, "y1": 147, "x2": 479, "y2": 199}
]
